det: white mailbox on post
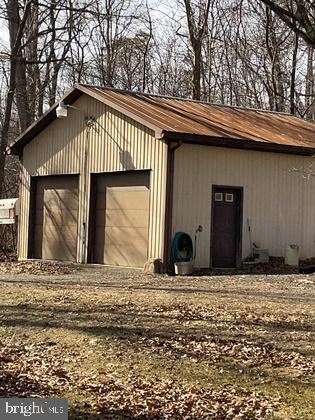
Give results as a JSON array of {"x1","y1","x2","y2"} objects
[{"x1": 0, "y1": 198, "x2": 19, "y2": 225}]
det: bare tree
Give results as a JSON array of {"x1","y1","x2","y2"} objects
[
  {"x1": 264, "y1": 5, "x2": 286, "y2": 112},
  {"x1": 0, "y1": 0, "x2": 32, "y2": 197},
  {"x1": 304, "y1": 45, "x2": 315, "y2": 119},
  {"x1": 257, "y1": 0, "x2": 315, "y2": 47},
  {"x1": 182, "y1": 0, "x2": 212, "y2": 100},
  {"x1": 1, "y1": 0, "x2": 315, "y2": 208}
]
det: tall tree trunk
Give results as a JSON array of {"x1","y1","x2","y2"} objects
[
  {"x1": 8, "y1": 0, "x2": 32, "y2": 131},
  {"x1": 192, "y1": 42, "x2": 201, "y2": 100},
  {"x1": 0, "y1": 0, "x2": 31, "y2": 197},
  {"x1": 25, "y1": 0, "x2": 39, "y2": 122},
  {"x1": 183, "y1": 0, "x2": 211, "y2": 100},
  {"x1": 290, "y1": 33, "x2": 299, "y2": 115},
  {"x1": 265, "y1": 6, "x2": 286, "y2": 112},
  {"x1": 305, "y1": 45, "x2": 314, "y2": 120}
]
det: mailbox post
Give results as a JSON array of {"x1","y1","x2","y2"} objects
[{"x1": 0, "y1": 198, "x2": 19, "y2": 225}]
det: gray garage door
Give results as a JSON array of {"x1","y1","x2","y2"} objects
[
  {"x1": 93, "y1": 171, "x2": 150, "y2": 267},
  {"x1": 33, "y1": 176, "x2": 79, "y2": 261}
]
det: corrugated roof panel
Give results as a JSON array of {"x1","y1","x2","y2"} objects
[
  {"x1": 90, "y1": 86, "x2": 315, "y2": 148},
  {"x1": 10, "y1": 84, "x2": 315, "y2": 155}
]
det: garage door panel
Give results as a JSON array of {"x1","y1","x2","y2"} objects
[
  {"x1": 36, "y1": 224, "x2": 77, "y2": 243},
  {"x1": 95, "y1": 227, "x2": 148, "y2": 245},
  {"x1": 44, "y1": 206, "x2": 78, "y2": 226},
  {"x1": 106, "y1": 190, "x2": 149, "y2": 210},
  {"x1": 93, "y1": 171, "x2": 150, "y2": 267},
  {"x1": 33, "y1": 175, "x2": 78, "y2": 262},
  {"x1": 105, "y1": 227, "x2": 148, "y2": 245},
  {"x1": 43, "y1": 190, "x2": 79, "y2": 208},
  {"x1": 42, "y1": 240, "x2": 77, "y2": 261},
  {"x1": 42, "y1": 224, "x2": 77, "y2": 242},
  {"x1": 104, "y1": 243, "x2": 147, "y2": 267},
  {"x1": 105, "y1": 210, "x2": 149, "y2": 228},
  {"x1": 97, "y1": 187, "x2": 149, "y2": 210}
]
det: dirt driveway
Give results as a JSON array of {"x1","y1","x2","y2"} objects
[{"x1": 0, "y1": 263, "x2": 314, "y2": 419}]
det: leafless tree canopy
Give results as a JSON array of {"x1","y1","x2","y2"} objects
[
  {"x1": 0, "y1": 0, "x2": 314, "y2": 206},
  {"x1": 257, "y1": 0, "x2": 315, "y2": 47}
]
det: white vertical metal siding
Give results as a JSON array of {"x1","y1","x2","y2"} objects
[
  {"x1": 18, "y1": 161, "x2": 31, "y2": 259},
  {"x1": 18, "y1": 95, "x2": 168, "y2": 263},
  {"x1": 173, "y1": 144, "x2": 315, "y2": 267}
]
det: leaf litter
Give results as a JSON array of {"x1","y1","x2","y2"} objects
[
  {"x1": 0, "y1": 338, "x2": 278, "y2": 419},
  {"x1": 139, "y1": 335, "x2": 315, "y2": 376},
  {"x1": 0, "y1": 261, "x2": 77, "y2": 275},
  {"x1": 0, "y1": 267, "x2": 315, "y2": 418}
]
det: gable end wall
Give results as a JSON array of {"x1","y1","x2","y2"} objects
[{"x1": 18, "y1": 94, "x2": 168, "y2": 263}]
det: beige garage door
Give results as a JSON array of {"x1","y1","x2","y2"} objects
[
  {"x1": 93, "y1": 171, "x2": 150, "y2": 267},
  {"x1": 33, "y1": 176, "x2": 79, "y2": 261}
]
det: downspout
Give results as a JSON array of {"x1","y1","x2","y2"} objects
[{"x1": 163, "y1": 139, "x2": 182, "y2": 273}]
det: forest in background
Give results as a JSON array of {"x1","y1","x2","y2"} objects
[{"x1": 0, "y1": 0, "x2": 314, "y2": 205}]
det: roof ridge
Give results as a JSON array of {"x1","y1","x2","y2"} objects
[{"x1": 77, "y1": 83, "x2": 291, "y2": 116}]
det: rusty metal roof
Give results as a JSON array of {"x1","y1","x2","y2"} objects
[{"x1": 10, "y1": 84, "x2": 315, "y2": 155}]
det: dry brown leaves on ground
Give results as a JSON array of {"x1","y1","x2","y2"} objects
[
  {"x1": 0, "y1": 339, "x2": 277, "y2": 419},
  {"x1": 81, "y1": 377, "x2": 276, "y2": 420},
  {"x1": 0, "y1": 339, "x2": 69, "y2": 397},
  {"x1": 139, "y1": 336, "x2": 315, "y2": 376},
  {"x1": 0, "y1": 261, "x2": 76, "y2": 275}
]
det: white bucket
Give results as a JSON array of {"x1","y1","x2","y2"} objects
[
  {"x1": 174, "y1": 261, "x2": 194, "y2": 275},
  {"x1": 285, "y1": 244, "x2": 299, "y2": 266}
]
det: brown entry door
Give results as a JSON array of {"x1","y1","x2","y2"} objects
[{"x1": 211, "y1": 187, "x2": 242, "y2": 268}]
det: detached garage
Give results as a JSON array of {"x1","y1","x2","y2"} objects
[{"x1": 10, "y1": 84, "x2": 315, "y2": 270}]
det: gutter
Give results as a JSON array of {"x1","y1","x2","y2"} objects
[{"x1": 164, "y1": 132, "x2": 315, "y2": 156}]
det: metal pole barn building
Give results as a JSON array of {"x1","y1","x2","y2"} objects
[{"x1": 10, "y1": 84, "x2": 315, "y2": 269}]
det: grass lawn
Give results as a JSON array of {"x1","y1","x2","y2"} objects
[{"x1": 0, "y1": 264, "x2": 314, "y2": 419}]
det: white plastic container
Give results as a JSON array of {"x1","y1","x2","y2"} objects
[
  {"x1": 285, "y1": 244, "x2": 299, "y2": 266},
  {"x1": 174, "y1": 261, "x2": 194, "y2": 275}
]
